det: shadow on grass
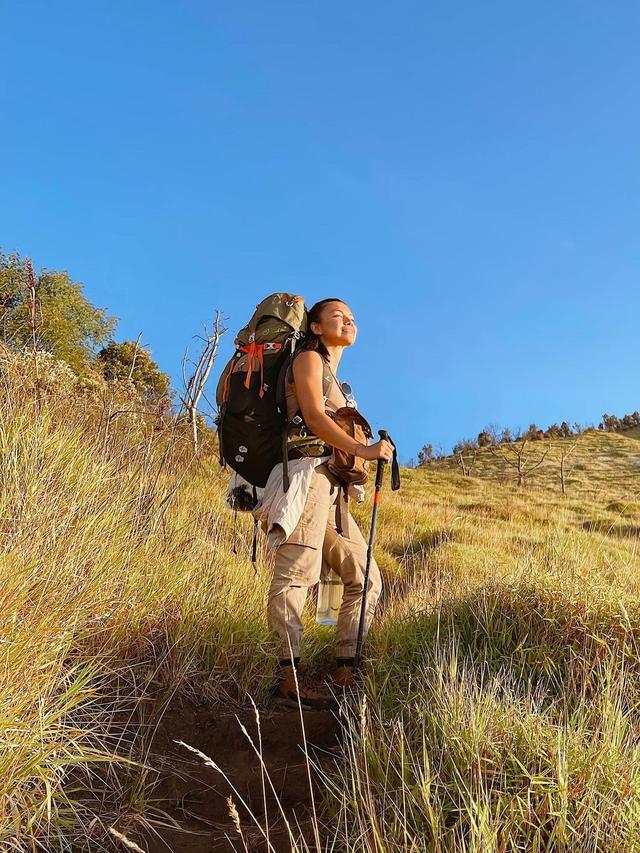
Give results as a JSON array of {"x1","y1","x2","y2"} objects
[
  {"x1": 581, "y1": 519, "x2": 640, "y2": 539},
  {"x1": 374, "y1": 580, "x2": 640, "y2": 711},
  {"x1": 458, "y1": 500, "x2": 515, "y2": 521}
]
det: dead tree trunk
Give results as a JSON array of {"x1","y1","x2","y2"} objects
[
  {"x1": 26, "y1": 259, "x2": 41, "y2": 411},
  {"x1": 456, "y1": 449, "x2": 477, "y2": 477},
  {"x1": 181, "y1": 311, "x2": 227, "y2": 451},
  {"x1": 127, "y1": 333, "x2": 143, "y2": 382},
  {"x1": 491, "y1": 437, "x2": 549, "y2": 487}
]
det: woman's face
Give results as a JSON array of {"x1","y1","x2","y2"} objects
[{"x1": 311, "y1": 301, "x2": 357, "y2": 347}]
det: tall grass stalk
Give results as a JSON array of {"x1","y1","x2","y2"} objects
[{"x1": 3, "y1": 353, "x2": 640, "y2": 849}]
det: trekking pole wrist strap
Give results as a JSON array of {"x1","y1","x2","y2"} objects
[{"x1": 379, "y1": 429, "x2": 401, "y2": 491}]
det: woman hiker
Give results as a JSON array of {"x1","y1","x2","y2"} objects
[{"x1": 253, "y1": 298, "x2": 393, "y2": 710}]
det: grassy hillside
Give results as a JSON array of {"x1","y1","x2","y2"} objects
[
  {"x1": 623, "y1": 425, "x2": 640, "y2": 442},
  {"x1": 3, "y1": 355, "x2": 640, "y2": 851},
  {"x1": 436, "y1": 428, "x2": 640, "y2": 501}
]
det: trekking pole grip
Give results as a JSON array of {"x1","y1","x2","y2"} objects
[{"x1": 375, "y1": 430, "x2": 389, "y2": 489}]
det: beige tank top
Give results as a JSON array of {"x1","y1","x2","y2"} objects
[
  {"x1": 284, "y1": 350, "x2": 349, "y2": 457},
  {"x1": 285, "y1": 350, "x2": 348, "y2": 420}
]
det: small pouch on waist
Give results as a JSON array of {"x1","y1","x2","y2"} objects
[{"x1": 327, "y1": 407, "x2": 373, "y2": 487}]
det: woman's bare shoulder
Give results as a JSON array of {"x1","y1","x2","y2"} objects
[
  {"x1": 292, "y1": 349, "x2": 323, "y2": 374},
  {"x1": 291, "y1": 350, "x2": 324, "y2": 392}
]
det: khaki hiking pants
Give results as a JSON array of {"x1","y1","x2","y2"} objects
[{"x1": 267, "y1": 463, "x2": 382, "y2": 659}]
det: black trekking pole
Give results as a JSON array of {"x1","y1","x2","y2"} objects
[{"x1": 353, "y1": 429, "x2": 400, "y2": 675}]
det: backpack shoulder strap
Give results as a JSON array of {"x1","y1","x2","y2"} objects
[
  {"x1": 321, "y1": 357, "x2": 334, "y2": 395},
  {"x1": 280, "y1": 347, "x2": 333, "y2": 406}
]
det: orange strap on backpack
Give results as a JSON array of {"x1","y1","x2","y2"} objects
[{"x1": 241, "y1": 338, "x2": 282, "y2": 398}]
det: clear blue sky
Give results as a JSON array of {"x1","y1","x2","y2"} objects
[{"x1": 2, "y1": 1, "x2": 639, "y2": 463}]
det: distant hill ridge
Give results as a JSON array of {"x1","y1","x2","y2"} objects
[
  {"x1": 416, "y1": 410, "x2": 640, "y2": 469},
  {"x1": 420, "y1": 427, "x2": 640, "y2": 502}
]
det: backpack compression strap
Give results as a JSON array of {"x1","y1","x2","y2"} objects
[{"x1": 239, "y1": 337, "x2": 283, "y2": 398}]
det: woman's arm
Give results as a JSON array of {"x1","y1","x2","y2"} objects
[{"x1": 292, "y1": 351, "x2": 393, "y2": 462}]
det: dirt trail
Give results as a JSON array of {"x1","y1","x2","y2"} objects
[{"x1": 143, "y1": 697, "x2": 343, "y2": 853}]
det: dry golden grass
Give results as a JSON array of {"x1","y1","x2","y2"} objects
[
  {"x1": 435, "y1": 428, "x2": 640, "y2": 500},
  {"x1": 2, "y1": 354, "x2": 640, "y2": 851}
]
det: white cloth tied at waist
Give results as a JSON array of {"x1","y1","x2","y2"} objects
[{"x1": 227, "y1": 459, "x2": 366, "y2": 551}]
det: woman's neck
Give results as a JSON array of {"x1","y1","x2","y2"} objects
[{"x1": 324, "y1": 344, "x2": 343, "y2": 374}]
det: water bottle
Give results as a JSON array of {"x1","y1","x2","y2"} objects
[{"x1": 316, "y1": 569, "x2": 344, "y2": 625}]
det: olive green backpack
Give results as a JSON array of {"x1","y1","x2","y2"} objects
[{"x1": 215, "y1": 293, "x2": 308, "y2": 488}]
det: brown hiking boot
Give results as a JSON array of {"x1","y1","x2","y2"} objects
[
  {"x1": 272, "y1": 665, "x2": 335, "y2": 711},
  {"x1": 330, "y1": 664, "x2": 356, "y2": 692}
]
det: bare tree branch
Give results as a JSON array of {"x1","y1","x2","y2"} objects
[
  {"x1": 25, "y1": 259, "x2": 41, "y2": 411},
  {"x1": 181, "y1": 310, "x2": 228, "y2": 451},
  {"x1": 456, "y1": 448, "x2": 477, "y2": 477},
  {"x1": 528, "y1": 448, "x2": 549, "y2": 473},
  {"x1": 490, "y1": 437, "x2": 549, "y2": 487},
  {"x1": 127, "y1": 333, "x2": 143, "y2": 382}
]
